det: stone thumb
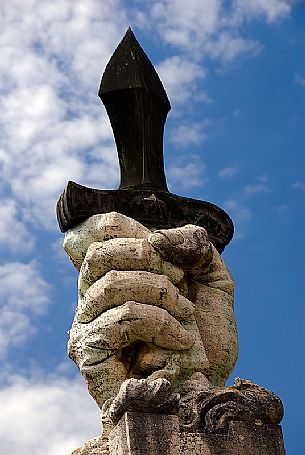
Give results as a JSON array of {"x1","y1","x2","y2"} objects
[{"x1": 148, "y1": 225, "x2": 213, "y2": 270}]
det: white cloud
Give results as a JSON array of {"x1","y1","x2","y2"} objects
[
  {"x1": 0, "y1": 199, "x2": 34, "y2": 253},
  {"x1": 0, "y1": 374, "x2": 100, "y2": 455},
  {"x1": 157, "y1": 56, "x2": 206, "y2": 105},
  {"x1": 232, "y1": 0, "x2": 291, "y2": 23},
  {"x1": 273, "y1": 204, "x2": 289, "y2": 216},
  {"x1": 244, "y1": 183, "x2": 271, "y2": 195},
  {"x1": 0, "y1": 262, "x2": 50, "y2": 355},
  {"x1": 243, "y1": 175, "x2": 271, "y2": 195},
  {"x1": 169, "y1": 121, "x2": 208, "y2": 148},
  {"x1": 202, "y1": 31, "x2": 261, "y2": 62},
  {"x1": 0, "y1": 0, "x2": 127, "y2": 231},
  {"x1": 218, "y1": 166, "x2": 238, "y2": 178},
  {"x1": 167, "y1": 155, "x2": 206, "y2": 189},
  {"x1": 294, "y1": 73, "x2": 305, "y2": 87},
  {"x1": 133, "y1": 0, "x2": 287, "y2": 62},
  {"x1": 292, "y1": 181, "x2": 305, "y2": 190},
  {"x1": 150, "y1": 0, "x2": 222, "y2": 51}
]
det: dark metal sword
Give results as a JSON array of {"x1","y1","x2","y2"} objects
[{"x1": 56, "y1": 28, "x2": 233, "y2": 253}]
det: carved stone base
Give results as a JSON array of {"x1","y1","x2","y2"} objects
[
  {"x1": 109, "y1": 412, "x2": 180, "y2": 455},
  {"x1": 108, "y1": 412, "x2": 286, "y2": 455},
  {"x1": 180, "y1": 421, "x2": 286, "y2": 455}
]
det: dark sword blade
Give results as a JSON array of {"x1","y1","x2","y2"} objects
[
  {"x1": 99, "y1": 27, "x2": 170, "y2": 191},
  {"x1": 56, "y1": 28, "x2": 234, "y2": 253}
]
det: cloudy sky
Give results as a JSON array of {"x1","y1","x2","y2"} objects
[{"x1": 0, "y1": 1, "x2": 304, "y2": 453}]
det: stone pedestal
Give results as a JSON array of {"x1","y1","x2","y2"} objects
[
  {"x1": 180, "y1": 421, "x2": 286, "y2": 455},
  {"x1": 108, "y1": 412, "x2": 286, "y2": 455},
  {"x1": 109, "y1": 412, "x2": 180, "y2": 455}
]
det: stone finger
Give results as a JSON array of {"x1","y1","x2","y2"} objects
[
  {"x1": 148, "y1": 224, "x2": 213, "y2": 269},
  {"x1": 63, "y1": 212, "x2": 150, "y2": 270},
  {"x1": 79, "y1": 301, "x2": 195, "y2": 352},
  {"x1": 77, "y1": 270, "x2": 194, "y2": 323},
  {"x1": 79, "y1": 238, "x2": 184, "y2": 294}
]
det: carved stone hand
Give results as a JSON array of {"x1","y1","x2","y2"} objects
[{"x1": 64, "y1": 212, "x2": 238, "y2": 414}]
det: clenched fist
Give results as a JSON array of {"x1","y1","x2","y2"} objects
[{"x1": 64, "y1": 212, "x2": 238, "y2": 412}]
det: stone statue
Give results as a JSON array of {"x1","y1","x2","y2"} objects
[
  {"x1": 64, "y1": 211, "x2": 237, "y2": 400},
  {"x1": 57, "y1": 29, "x2": 285, "y2": 454},
  {"x1": 64, "y1": 212, "x2": 283, "y2": 454}
]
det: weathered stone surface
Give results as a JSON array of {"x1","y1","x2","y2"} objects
[
  {"x1": 64, "y1": 213, "x2": 237, "y2": 405},
  {"x1": 191, "y1": 281, "x2": 237, "y2": 386},
  {"x1": 64, "y1": 212, "x2": 150, "y2": 271},
  {"x1": 148, "y1": 224, "x2": 213, "y2": 269},
  {"x1": 108, "y1": 378, "x2": 179, "y2": 425},
  {"x1": 108, "y1": 414, "x2": 285, "y2": 455},
  {"x1": 109, "y1": 412, "x2": 180, "y2": 455},
  {"x1": 77, "y1": 270, "x2": 194, "y2": 324},
  {"x1": 65, "y1": 212, "x2": 239, "y2": 450},
  {"x1": 180, "y1": 377, "x2": 284, "y2": 433},
  {"x1": 150, "y1": 224, "x2": 237, "y2": 386},
  {"x1": 78, "y1": 237, "x2": 184, "y2": 295},
  {"x1": 65, "y1": 212, "x2": 285, "y2": 454},
  {"x1": 73, "y1": 416, "x2": 286, "y2": 455},
  {"x1": 179, "y1": 421, "x2": 286, "y2": 455},
  {"x1": 200, "y1": 378, "x2": 284, "y2": 433}
]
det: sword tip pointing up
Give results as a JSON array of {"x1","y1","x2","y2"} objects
[{"x1": 99, "y1": 27, "x2": 171, "y2": 110}]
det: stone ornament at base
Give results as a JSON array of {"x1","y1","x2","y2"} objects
[
  {"x1": 72, "y1": 376, "x2": 284, "y2": 454},
  {"x1": 72, "y1": 413, "x2": 285, "y2": 455},
  {"x1": 110, "y1": 413, "x2": 286, "y2": 455}
]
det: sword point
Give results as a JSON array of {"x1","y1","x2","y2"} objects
[{"x1": 98, "y1": 28, "x2": 170, "y2": 109}]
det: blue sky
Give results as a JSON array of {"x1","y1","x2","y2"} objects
[{"x1": 0, "y1": 1, "x2": 303, "y2": 454}]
